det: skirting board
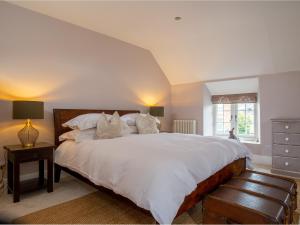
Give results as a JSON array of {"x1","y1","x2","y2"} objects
[
  {"x1": 3, "y1": 170, "x2": 68, "y2": 185},
  {"x1": 271, "y1": 168, "x2": 300, "y2": 178},
  {"x1": 252, "y1": 154, "x2": 272, "y2": 166}
]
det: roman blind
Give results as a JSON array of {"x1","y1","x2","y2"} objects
[{"x1": 211, "y1": 93, "x2": 257, "y2": 104}]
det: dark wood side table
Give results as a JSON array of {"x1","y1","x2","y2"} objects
[{"x1": 3, "y1": 142, "x2": 55, "y2": 202}]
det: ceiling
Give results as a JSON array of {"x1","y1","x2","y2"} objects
[{"x1": 9, "y1": 1, "x2": 300, "y2": 85}]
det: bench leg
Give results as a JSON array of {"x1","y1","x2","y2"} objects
[{"x1": 54, "y1": 164, "x2": 61, "y2": 183}]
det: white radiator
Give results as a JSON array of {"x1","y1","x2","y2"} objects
[{"x1": 173, "y1": 120, "x2": 197, "y2": 134}]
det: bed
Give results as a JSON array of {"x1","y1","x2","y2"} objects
[{"x1": 53, "y1": 108, "x2": 249, "y2": 224}]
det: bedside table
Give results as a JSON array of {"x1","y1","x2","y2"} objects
[{"x1": 3, "y1": 142, "x2": 55, "y2": 202}]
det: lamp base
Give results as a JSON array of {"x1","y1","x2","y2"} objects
[{"x1": 18, "y1": 119, "x2": 39, "y2": 147}]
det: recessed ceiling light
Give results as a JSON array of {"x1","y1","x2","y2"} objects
[{"x1": 174, "y1": 16, "x2": 182, "y2": 21}]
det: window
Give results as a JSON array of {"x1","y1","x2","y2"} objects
[{"x1": 213, "y1": 103, "x2": 258, "y2": 142}]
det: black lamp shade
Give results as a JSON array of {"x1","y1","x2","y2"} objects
[
  {"x1": 149, "y1": 106, "x2": 164, "y2": 117},
  {"x1": 13, "y1": 101, "x2": 44, "y2": 119}
]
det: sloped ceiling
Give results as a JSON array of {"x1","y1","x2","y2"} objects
[{"x1": 9, "y1": 1, "x2": 300, "y2": 85}]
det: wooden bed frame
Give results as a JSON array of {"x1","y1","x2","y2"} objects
[{"x1": 53, "y1": 108, "x2": 246, "y2": 221}]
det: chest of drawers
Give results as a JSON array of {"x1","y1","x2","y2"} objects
[{"x1": 271, "y1": 119, "x2": 300, "y2": 178}]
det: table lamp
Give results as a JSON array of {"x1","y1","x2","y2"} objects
[
  {"x1": 12, "y1": 101, "x2": 44, "y2": 147},
  {"x1": 149, "y1": 106, "x2": 164, "y2": 131},
  {"x1": 149, "y1": 106, "x2": 164, "y2": 118}
]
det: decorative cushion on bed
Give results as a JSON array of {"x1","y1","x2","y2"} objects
[
  {"x1": 59, "y1": 128, "x2": 96, "y2": 142},
  {"x1": 96, "y1": 112, "x2": 129, "y2": 139},
  {"x1": 136, "y1": 114, "x2": 159, "y2": 134},
  {"x1": 128, "y1": 125, "x2": 138, "y2": 134},
  {"x1": 62, "y1": 113, "x2": 112, "y2": 130}
]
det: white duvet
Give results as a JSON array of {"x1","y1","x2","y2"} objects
[{"x1": 55, "y1": 133, "x2": 251, "y2": 224}]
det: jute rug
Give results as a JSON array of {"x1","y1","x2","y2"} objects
[
  {"x1": 13, "y1": 190, "x2": 203, "y2": 224},
  {"x1": 13, "y1": 181, "x2": 300, "y2": 224},
  {"x1": 295, "y1": 180, "x2": 300, "y2": 224}
]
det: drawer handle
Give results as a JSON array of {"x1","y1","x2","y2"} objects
[
  {"x1": 285, "y1": 137, "x2": 289, "y2": 141},
  {"x1": 285, "y1": 162, "x2": 289, "y2": 166},
  {"x1": 285, "y1": 149, "x2": 289, "y2": 153},
  {"x1": 285, "y1": 125, "x2": 289, "y2": 129}
]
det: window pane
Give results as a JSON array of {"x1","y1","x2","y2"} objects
[
  {"x1": 238, "y1": 103, "x2": 246, "y2": 111},
  {"x1": 216, "y1": 123, "x2": 224, "y2": 134},
  {"x1": 224, "y1": 111, "x2": 231, "y2": 123},
  {"x1": 214, "y1": 103, "x2": 234, "y2": 136},
  {"x1": 216, "y1": 104, "x2": 224, "y2": 123},
  {"x1": 237, "y1": 111, "x2": 246, "y2": 135},
  {"x1": 236, "y1": 103, "x2": 256, "y2": 137},
  {"x1": 247, "y1": 115, "x2": 255, "y2": 135},
  {"x1": 246, "y1": 111, "x2": 254, "y2": 135},
  {"x1": 216, "y1": 112, "x2": 223, "y2": 122},
  {"x1": 217, "y1": 104, "x2": 223, "y2": 111},
  {"x1": 224, "y1": 123, "x2": 231, "y2": 133},
  {"x1": 224, "y1": 104, "x2": 231, "y2": 111},
  {"x1": 246, "y1": 103, "x2": 254, "y2": 111}
]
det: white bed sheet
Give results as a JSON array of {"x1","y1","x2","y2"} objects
[{"x1": 55, "y1": 133, "x2": 251, "y2": 224}]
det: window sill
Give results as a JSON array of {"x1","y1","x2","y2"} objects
[{"x1": 214, "y1": 135, "x2": 260, "y2": 144}]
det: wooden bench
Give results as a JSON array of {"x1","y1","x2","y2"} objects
[
  {"x1": 203, "y1": 186, "x2": 286, "y2": 224},
  {"x1": 223, "y1": 178, "x2": 293, "y2": 223},
  {"x1": 237, "y1": 170, "x2": 297, "y2": 210},
  {"x1": 203, "y1": 170, "x2": 297, "y2": 224}
]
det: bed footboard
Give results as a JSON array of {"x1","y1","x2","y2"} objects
[{"x1": 176, "y1": 157, "x2": 246, "y2": 216}]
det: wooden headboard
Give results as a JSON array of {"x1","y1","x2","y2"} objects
[{"x1": 53, "y1": 109, "x2": 140, "y2": 146}]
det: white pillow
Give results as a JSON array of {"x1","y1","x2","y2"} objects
[
  {"x1": 120, "y1": 113, "x2": 139, "y2": 126},
  {"x1": 62, "y1": 113, "x2": 112, "y2": 130},
  {"x1": 121, "y1": 113, "x2": 160, "y2": 126},
  {"x1": 136, "y1": 114, "x2": 159, "y2": 134},
  {"x1": 59, "y1": 128, "x2": 96, "y2": 143},
  {"x1": 96, "y1": 112, "x2": 129, "y2": 139}
]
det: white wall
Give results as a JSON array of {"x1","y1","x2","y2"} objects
[
  {"x1": 171, "y1": 82, "x2": 204, "y2": 134},
  {"x1": 203, "y1": 85, "x2": 213, "y2": 136},
  {"x1": 258, "y1": 71, "x2": 300, "y2": 155},
  {"x1": 0, "y1": 2, "x2": 171, "y2": 174}
]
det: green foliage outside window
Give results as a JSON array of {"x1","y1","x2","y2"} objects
[{"x1": 237, "y1": 110, "x2": 254, "y2": 135}]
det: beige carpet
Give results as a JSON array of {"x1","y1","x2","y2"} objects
[{"x1": 13, "y1": 181, "x2": 300, "y2": 224}]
